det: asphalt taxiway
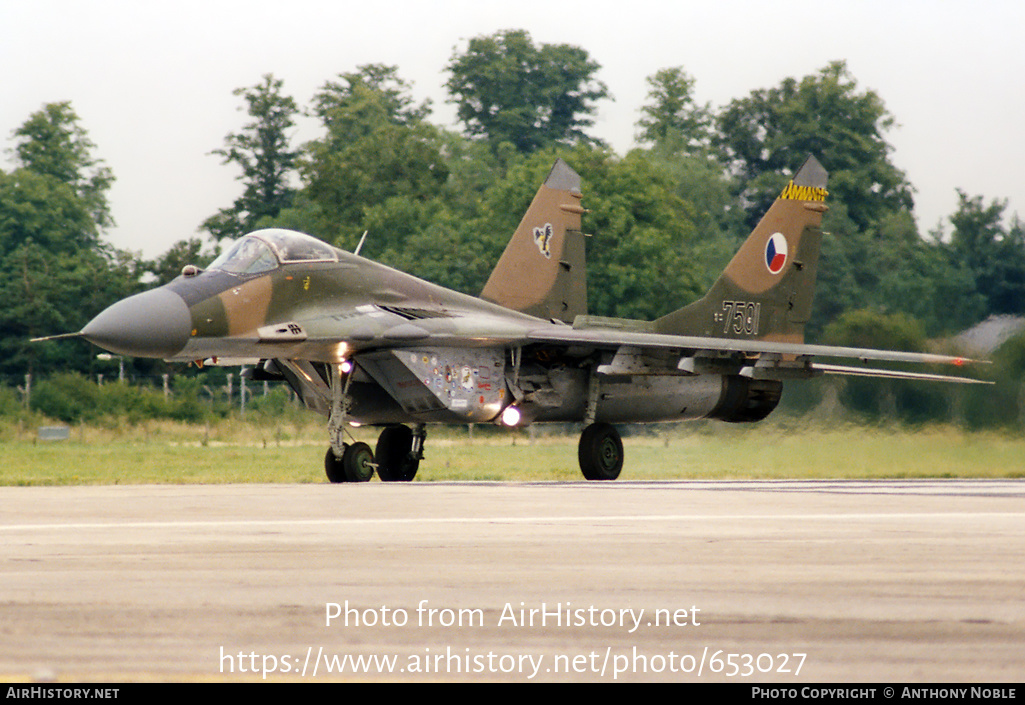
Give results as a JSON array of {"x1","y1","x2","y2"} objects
[{"x1": 2, "y1": 480, "x2": 1023, "y2": 681}]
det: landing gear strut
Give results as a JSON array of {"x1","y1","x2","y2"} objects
[
  {"x1": 323, "y1": 361, "x2": 377, "y2": 483},
  {"x1": 578, "y1": 422, "x2": 623, "y2": 481}
]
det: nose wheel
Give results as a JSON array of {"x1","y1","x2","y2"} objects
[
  {"x1": 324, "y1": 425, "x2": 425, "y2": 483},
  {"x1": 325, "y1": 442, "x2": 375, "y2": 483}
]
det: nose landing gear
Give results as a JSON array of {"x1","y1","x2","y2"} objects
[
  {"x1": 325, "y1": 442, "x2": 375, "y2": 483},
  {"x1": 324, "y1": 424, "x2": 424, "y2": 483}
]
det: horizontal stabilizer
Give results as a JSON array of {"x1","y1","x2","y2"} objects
[
  {"x1": 528, "y1": 325, "x2": 987, "y2": 369},
  {"x1": 812, "y1": 363, "x2": 992, "y2": 385}
]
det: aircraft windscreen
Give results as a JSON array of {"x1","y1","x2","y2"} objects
[
  {"x1": 254, "y1": 229, "x2": 338, "y2": 263},
  {"x1": 207, "y1": 236, "x2": 279, "y2": 275},
  {"x1": 206, "y1": 230, "x2": 338, "y2": 275}
]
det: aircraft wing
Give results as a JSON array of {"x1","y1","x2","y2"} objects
[
  {"x1": 173, "y1": 308, "x2": 987, "y2": 385},
  {"x1": 524, "y1": 324, "x2": 990, "y2": 384}
]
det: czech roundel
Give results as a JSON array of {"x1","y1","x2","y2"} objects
[{"x1": 764, "y1": 233, "x2": 788, "y2": 274}]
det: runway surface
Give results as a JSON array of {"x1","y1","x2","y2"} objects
[{"x1": 2, "y1": 480, "x2": 1023, "y2": 682}]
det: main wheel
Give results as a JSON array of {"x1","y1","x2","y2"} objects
[
  {"x1": 578, "y1": 422, "x2": 623, "y2": 481},
  {"x1": 342, "y1": 442, "x2": 375, "y2": 482},
  {"x1": 375, "y1": 426, "x2": 419, "y2": 482}
]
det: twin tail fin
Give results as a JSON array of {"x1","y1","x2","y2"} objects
[
  {"x1": 655, "y1": 155, "x2": 829, "y2": 344},
  {"x1": 480, "y1": 159, "x2": 588, "y2": 323}
]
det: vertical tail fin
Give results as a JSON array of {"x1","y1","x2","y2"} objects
[
  {"x1": 655, "y1": 155, "x2": 829, "y2": 343},
  {"x1": 480, "y1": 159, "x2": 588, "y2": 322}
]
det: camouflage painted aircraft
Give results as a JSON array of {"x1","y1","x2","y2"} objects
[{"x1": 64, "y1": 156, "x2": 985, "y2": 481}]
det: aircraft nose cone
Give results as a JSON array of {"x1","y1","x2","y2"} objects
[{"x1": 82, "y1": 288, "x2": 192, "y2": 358}]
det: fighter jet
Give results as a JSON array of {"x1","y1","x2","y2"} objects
[{"x1": 65, "y1": 156, "x2": 985, "y2": 482}]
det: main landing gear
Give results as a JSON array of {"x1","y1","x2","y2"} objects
[
  {"x1": 374, "y1": 425, "x2": 423, "y2": 482},
  {"x1": 325, "y1": 424, "x2": 425, "y2": 484},
  {"x1": 574, "y1": 364, "x2": 623, "y2": 481},
  {"x1": 577, "y1": 422, "x2": 623, "y2": 481}
]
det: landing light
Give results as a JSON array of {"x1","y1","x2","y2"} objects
[
  {"x1": 500, "y1": 405, "x2": 522, "y2": 427},
  {"x1": 340, "y1": 359, "x2": 353, "y2": 374}
]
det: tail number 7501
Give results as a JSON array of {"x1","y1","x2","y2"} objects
[{"x1": 718, "y1": 300, "x2": 761, "y2": 336}]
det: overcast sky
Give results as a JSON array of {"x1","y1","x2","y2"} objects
[{"x1": 3, "y1": 0, "x2": 1023, "y2": 259}]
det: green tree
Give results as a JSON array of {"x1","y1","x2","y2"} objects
[
  {"x1": 366, "y1": 198, "x2": 493, "y2": 295},
  {"x1": 715, "y1": 61, "x2": 913, "y2": 231},
  {"x1": 947, "y1": 191, "x2": 1025, "y2": 316},
  {"x1": 638, "y1": 148, "x2": 745, "y2": 291},
  {"x1": 1, "y1": 103, "x2": 138, "y2": 379},
  {"x1": 443, "y1": 146, "x2": 705, "y2": 319},
  {"x1": 964, "y1": 331, "x2": 1025, "y2": 429},
  {"x1": 203, "y1": 74, "x2": 300, "y2": 241},
  {"x1": 811, "y1": 206, "x2": 985, "y2": 338},
  {"x1": 710, "y1": 63, "x2": 979, "y2": 338},
  {"x1": 0, "y1": 240, "x2": 140, "y2": 378},
  {"x1": 311, "y1": 64, "x2": 431, "y2": 130},
  {"x1": 10, "y1": 101, "x2": 114, "y2": 233},
  {"x1": 578, "y1": 150, "x2": 705, "y2": 319},
  {"x1": 290, "y1": 70, "x2": 448, "y2": 249},
  {"x1": 445, "y1": 29, "x2": 610, "y2": 154},
  {"x1": 144, "y1": 238, "x2": 219, "y2": 286},
  {"x1": 636, "y1": 67, "x2": 711, "y2": 152},
  {"x1": 823, "y1": 309, "x2": 948, "y2": 423},
  {"x1": 0, "y1": 168, "x2": 96, "y2": 256}
]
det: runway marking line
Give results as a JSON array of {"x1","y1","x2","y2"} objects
[{"x1": 2, "y1": 512, "x2": 1023, "y2": 532}]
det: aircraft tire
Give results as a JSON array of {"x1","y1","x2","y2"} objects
[
  {"x1": 325, "y1": 447, "x2": 347, "y2": 483},
  {"x1": 342, "y1": 442, "x2": 375, "y2": 482},
  {"x1": 375, "y1": 425, "x2": 419, "y2": 482},
  {"x1": 578, "y1": 422, "x2": 623, "y2": 481}
]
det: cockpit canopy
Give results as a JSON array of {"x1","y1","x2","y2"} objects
[{"x1": 207, "y1": 229, "x2": 339, "y2": 275}]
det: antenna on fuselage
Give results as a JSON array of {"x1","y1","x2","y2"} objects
[{"x1": 353, "y1": 230, "x2": 369, "y2": 257}]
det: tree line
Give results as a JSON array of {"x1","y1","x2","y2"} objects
[{"x1": 2, "y1": 29, "x2": 1023, "y2": 426}]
